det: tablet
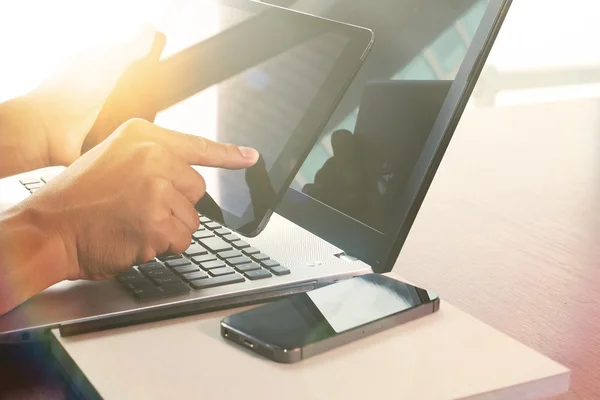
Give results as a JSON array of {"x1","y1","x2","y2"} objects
[{"x1": 149, "y1": 0, "x2": 373, "y2": 236}]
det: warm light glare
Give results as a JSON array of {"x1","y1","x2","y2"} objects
[
  {"x1": 0, "y1": 0, "x2": 173, "y2": 102},
  {"x1": 0, "y1": 0, "x2": 223, "y2": 199},
  {"x1": 153, "y1": 0, "x2": 223, "y2": 204}
]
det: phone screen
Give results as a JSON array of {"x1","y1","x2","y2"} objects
[{"x1": 222, "y1": 274, "x2": 426, "y2": 349}]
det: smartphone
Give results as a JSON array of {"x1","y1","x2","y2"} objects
[{"x1": 220, "y1": 273, "x2": 439, "y2": 363}]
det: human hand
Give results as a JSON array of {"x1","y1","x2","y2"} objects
[
  {"x1": 25, "y1": 26, "x2": 165, "y2": 167},
  {"x1": 23, "y1": 118, "x2": 259, "y2": 280}
]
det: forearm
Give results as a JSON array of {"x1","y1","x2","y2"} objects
[
  {"x1": 0, "y1": 204, "x2": 66, "y2": 316},
  {"x1": 0, "y1": 97, "x2": 49, "y2": 178}
]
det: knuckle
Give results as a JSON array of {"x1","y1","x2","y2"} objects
[
  {"x1": 225, "y1": 143, "x2": 239, "y2": 159},
  {"x1": 191, "y1": 172, "x2": 207, "y2": 202},
  {"x1": 117, "y1": 118, "x2": 147, "y2": 141},
  {"x1": 169, "y1": 232, "x2": 190, "y2": 255},
  {"x1": 141, "y1": 143, "x2": 168, "y2": 168},
  {"x1": 144, "y1": 176, "x2": 172, "y2": 201},
  {"x1": 123, "y1": 117, "x2": 148, "y2": 131},
  {"x1": 152, "y1": 178, "x2": 172, "y2": 197},
  {"x1": 187, "y1": 208, "x2": 201, "y2": 231},
  {"x1": 155, "y1": 234, "x2": 171, "y2": 255},
  {"x1": 194, "y1": 135, "x2": 208, "y2": 156},
  {"x1": 191, "y1": 215, "x2": 201, "y2": 231},
  {"x1": 148, "y1": 204, "x2": 170, "y2": 225},
  {"x1": 141, "y1": 245, "x2": 157, "y2": 262}
]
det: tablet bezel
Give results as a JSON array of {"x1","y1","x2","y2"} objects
[{"x1": 154, "y1": 0, "x2": 374, "y2": 236}]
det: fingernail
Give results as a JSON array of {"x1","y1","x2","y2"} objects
[{"x1": 238, "y1": 146, "x2": 259, "y2": 161}]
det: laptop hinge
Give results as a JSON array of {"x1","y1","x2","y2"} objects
[{"x1": 334, "y1": 252, "x2": 359, "y2": 263}]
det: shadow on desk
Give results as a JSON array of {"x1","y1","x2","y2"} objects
[{"x1": 0, "y1": 343, "x2": 78, "y2": 400}]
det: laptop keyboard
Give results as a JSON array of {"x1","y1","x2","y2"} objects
[
  {"x1": 118, "y1": 219, "x2": 290, "y2": 300},
  {"x1": 19, "y1": 174, "x2": 56, "y2": 193},
  {"x1": 19, "y1": 174, "x2": 290, "y2": 301}
]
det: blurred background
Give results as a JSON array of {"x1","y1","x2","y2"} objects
[
  {"x1": 0, "y1": 0, "x2": 488, "y2": 187},
  {"x1": 1, "y1": 0, "x2": 600, "y2": 191}
]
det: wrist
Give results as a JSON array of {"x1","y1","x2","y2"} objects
[
  {"x1": 0, "y1": 97, "x2": 50, "y2": 176},
  {"x1": 0, "y1": 204, "x2": 68, "y2": 315}
]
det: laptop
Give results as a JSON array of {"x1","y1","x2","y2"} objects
[{"x1": 0, "y1": 0, "x2": 512, "y2": 342}]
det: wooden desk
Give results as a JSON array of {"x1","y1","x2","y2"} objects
[
  {"x1": 398, "y1": 99, "x2": 600, "y2": 400},
  {"x1": 396, "y1": 2, "x2": 600, "y2": 398},
  {"x1": 50, "y1": 272, "x2": 569, "y2": 400}
]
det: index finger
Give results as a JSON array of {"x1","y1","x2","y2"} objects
[{"x1": 142, "y1": 121, "x2": 259, "y2": 169}]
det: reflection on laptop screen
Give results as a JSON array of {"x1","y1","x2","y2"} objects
[
  {"x1": 288, "y1": 0, "x2": 490, "y2": 233},
  {"x1": 153, "y1": 0, "x2": 349, "y2": 220}
]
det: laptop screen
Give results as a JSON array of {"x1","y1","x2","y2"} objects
[
  {"x1": 271, "y1": 0, "x2": 509, "y2": 269},
  {"x1": 283, "y1": 0, "x2": 492, "y2": 233}
]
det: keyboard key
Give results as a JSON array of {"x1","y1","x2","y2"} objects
[
  {"x1": 245, "y1": 269, "x2": 272, "y2": 280},
  {"x1": 232, "y1": 240, "x2": 250, "y2": 249},
  {"x1": 29, "y1": 188, "x2": 41, "y2": 193},
  {"x1": 184, "y1": 244, "x2": 208, "y2": 257},
  {"x1": 145, "y1": 269, "x2": 175, "y2": 279},
  {"x1": 130, "y1": 281, "x2": 189, "y2": 300},
  {"x1": 235, "y1": 263, "x2": 261, "y2": 273},
  {"x1": 116, "y1": 268, "x2": 141, "y2": 282},
  {"x1": 227, "y1": 256, "x2": 252, "y2": 265},
  {"x1": 261, "y1": 259, "x2": 280, "y2": 269},
  {"x1": 190, "y1": 274, "x2": 245, "y2": 289},
  {"x1": 252, "y1": 253, "x2": 270, "y2": 262},
  {"x1": 19, "y1": 177, "x2": 41, "y2": 185},
  {"x1": 158, "y1": 254, "x2": 182, "y2": 262},
  {"x1": 200, "y1": 260, "x2": 226, "y2": 270},
  {"x1": 222, "y1": 234, "x2": 239, "y2": 243},
  {"x1": 209, "y1": 266, "x2": 235, "y2": 277},
  {"x1": 214, "y1": 228, "x2": 230, "y2": 236},
  {"x1": 199, "y1": 237, "x2": 231, "y2": 253},
  {"x1": 138, "y1": 262, "x2": 165, "y2": 273},
  {"x1": 165, "y1": 258, "x2": 192, "y2": 268},
  {"x1": 117, "y1": 273, "x2": 143, "y2": 283},
  {"x1": 158, "y1": 282, "x2": 190, "y2": 295},
  {"x1": 25, "y1": 183, "x2": 44, "y2": 190},
  {"x1": 218, "y1": 250, "x2": 242, "y2": 259},
  {"x1": 131, "y1": 286, "x2": 163, "y2": 300},
  {"x1": 199, "y1": 216, "x2": 211, "y2": 224},
  {"x1": 40, "y1": 174, "x2": 57, "y2": 183},
  {"x1": 151, "y1": 275, "x2": 183, "y2": 285},
  {"x1": 172, "y1": 264, "x2": 200, "y2": 275},
  {"x1": 270, "y1": 266, "x2": 291, "y2": 276},
  {"x1": 191, "y1": 254, "x2": 217, "y2": 264},
  {"x1": 204, "y1": 221, "x2": 221, "y2": 230},
  {"x1": 242, "y1": 247, "x2": 260, "y2": 255},
  {"x1": 182, "y1": 270, "x2": 208, "y2": 281},
  {"x1": 193, "y1": 230, "x2": 215, "y2": 240},
  {"x1": 122, "y1": 277, "x2": 154, "y2": 291}
]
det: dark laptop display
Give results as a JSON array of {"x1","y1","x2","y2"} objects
[
  {"x1": 276, "y1": 0, "x2": 509, "y2": 271},
  {"x1": 0, "y1": 0, "x2": 512, "y2": 341}
]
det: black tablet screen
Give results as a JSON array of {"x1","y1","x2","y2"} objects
[{"x1": 151, "y1": 0, "x2": 371, "y2": 234}]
